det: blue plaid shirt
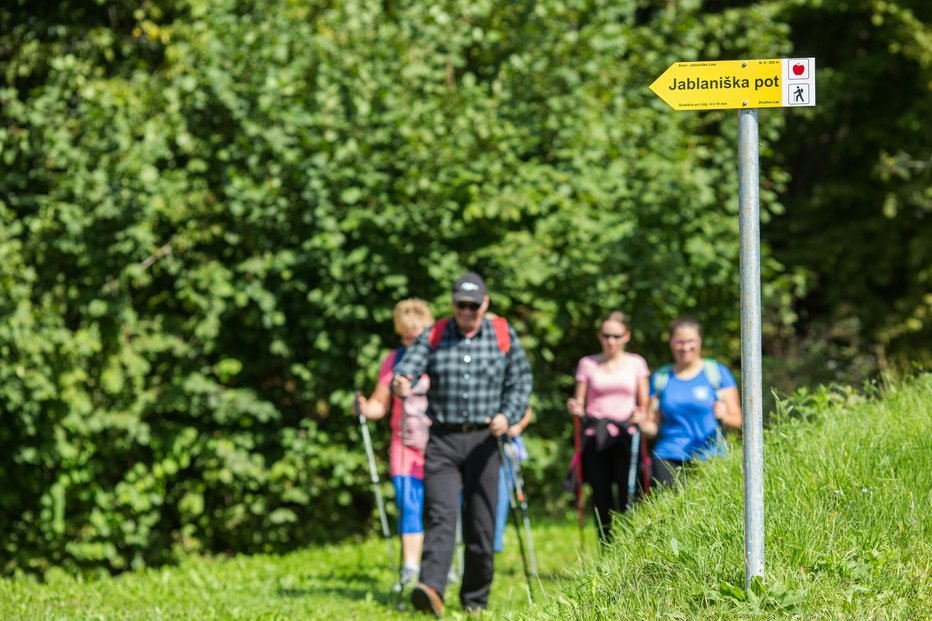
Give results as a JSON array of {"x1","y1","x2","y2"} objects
[{"x1": 393, "y1": 317, "x2": 533, "y2": 425}]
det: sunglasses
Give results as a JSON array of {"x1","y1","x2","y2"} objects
[
  {"x1": 671, "y1": 338, "x2": 699, "y2": 346},
  {"x1": 600, "y1": 332, "x2": 626, "y2": 340},
  {"x1": 455, "y1": 301, "x2": 480, "y2": 311}
]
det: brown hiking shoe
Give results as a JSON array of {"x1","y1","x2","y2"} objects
[{"x1": 411, "y1": 583, "x2": 444, "y2": 617}]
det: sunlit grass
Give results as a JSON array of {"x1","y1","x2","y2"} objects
[
  {"x1": 531, "y1": 375, "x2": 931, "y2": 620},
  {"x1": 2, "y1": 376, "x2": 929, "y2": 620},
  {"x1": 0, "y1": 516, "x2": 589, "y2": 620}
]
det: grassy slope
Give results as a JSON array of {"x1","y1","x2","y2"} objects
[
  {"x1": 2, "y1": 376, "x2": 929, "y2": 620},
  {"x1": 536, "y1": 375, "x2": 931, "y2": 620}
]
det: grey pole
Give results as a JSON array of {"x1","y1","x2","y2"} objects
[
  {"x1": 738, "y1": 108, "x2": 765, "y2": 587},
  {"x1": 356, "y1": 392, "x2": 396, "y2": 575}
]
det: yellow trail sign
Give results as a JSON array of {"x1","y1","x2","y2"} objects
[{"x1": 649, "y1": 58, "x2": 816, "y2": 110}]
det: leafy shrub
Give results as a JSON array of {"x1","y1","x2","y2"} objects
[{"x1": 0, "y1": 0, "x2": 877, "y2": 573}]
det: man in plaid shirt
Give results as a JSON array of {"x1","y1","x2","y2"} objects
[{"x1": 393, "y1": 271, "x2": 532, "y2": 616}]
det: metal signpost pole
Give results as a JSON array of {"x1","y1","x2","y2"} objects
[
  {"x1": 738, "y1": 108, "x2": 765, "y2": 587},
  {"x1": 651, "y1": 55, "x2": 815, "y2": 591}
]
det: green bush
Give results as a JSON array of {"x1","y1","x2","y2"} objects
[{"x1": 2, "y1": 0, "x2": 923, "y2": 573}]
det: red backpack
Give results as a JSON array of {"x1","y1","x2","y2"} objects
[{"x1": 429, "y1": 316, "x2": 511, "y2": 353}]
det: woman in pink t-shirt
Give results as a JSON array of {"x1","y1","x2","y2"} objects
[
  {"x1": 566, "y1": 311, "x2": 650, "y2": 543},
  {"x1": 358, "y1": 299, "x2": 434, "y2": 589}
]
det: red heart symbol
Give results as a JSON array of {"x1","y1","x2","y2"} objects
[{"x1": 792, "y1": 64, "x2": 805, "y2": 76}]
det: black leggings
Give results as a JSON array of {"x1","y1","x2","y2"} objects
[
  {"x1": 582, "y1": 435, "x2": 641, "y2": 543},
  {"x1": 651, "y1": 458, "x2": 691, "y2": 488}
]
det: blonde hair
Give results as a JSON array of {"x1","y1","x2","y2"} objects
[{"x1": 393, "y1": 298, "x2": 434, "y2": 336}]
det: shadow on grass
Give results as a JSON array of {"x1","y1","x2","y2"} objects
[
  {"x1": 278, "y1": 569, "x2": 397, "y2": 606},
  {"x1": 278, "y1": 561, "x2": 563, "y2": 606},
  {"x1": 494, "y1": 563, "x2": 564, "y2": 582}
]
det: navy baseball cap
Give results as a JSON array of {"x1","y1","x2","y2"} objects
[{"x1": 452, "y1": 272, "x2": 487, "y2": 304}]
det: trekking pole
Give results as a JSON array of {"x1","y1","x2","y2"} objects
[
  {"x1": 393, "y1": 395, "x2": 408, "y2": 610},
  {"x1": 497, "y1": 435, "x2": 534, "y2": 603},
  {"x1": 640, "y1": 431, "x2": 652, "y2": 497},
  {"x1": 454, "y1": 504, "x2": 464, "y2": 582},
  {"x1": 504, "y1": 438, "x2": 538, "y2": 578},
  {"x1": 356, "y1": 391, "x2": 396, "y2": 576},
  {"x1": 573, "y1": 417, "x2": 585, "y2": 550},
  {"x1": 714, "y1": 389, "x2": 727, "y2": 451},
  {"x1": 626, "y1": 425, "x2": 641, "y2": 511}
]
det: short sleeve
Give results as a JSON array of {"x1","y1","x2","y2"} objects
[
  {"x1": 633, "y1": 354, "x2": 650, "y2": 379},
  {"x1": 649, "y1": 372, "x2": 657, "y2": 397},
  {"x1": 377, "y1": 350, "x2": 398, "y2": 387},
  {"x1": 718, "y1": 362, "x2": 738, "y2": 389},
  {"x1": 575, "y1": 356, "x2": 593, "y2": 383}
]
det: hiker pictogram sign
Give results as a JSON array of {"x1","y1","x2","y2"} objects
[{"x1": 650, "y1": 58, "x2": 817, "y2": 110}]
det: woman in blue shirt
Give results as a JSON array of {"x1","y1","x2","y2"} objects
[{"x1": 641, "y1": 317, "x2": 742, "y2": 487}]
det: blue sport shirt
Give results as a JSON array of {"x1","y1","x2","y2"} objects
[{"x1": 650, "y1": 361, "x2": 737, "y2": 461}]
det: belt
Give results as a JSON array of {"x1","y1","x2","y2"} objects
[{"x1": 433, "y1": 422, "x2": 486, "y2": 433}]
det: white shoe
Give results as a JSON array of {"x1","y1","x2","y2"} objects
[{"x1": 394, "y1": 565, "x2": 419, "y2": 592}]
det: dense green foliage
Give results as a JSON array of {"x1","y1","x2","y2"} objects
[
  {"x1": 769, "y1": 0, "x2": 931, "y2": 380},
  {"x1": 2, "y1": 376, "x2": 928, "y2": 619},
  {"x1": 0, "y1": 0, "x2": 928, "y2": 572}
]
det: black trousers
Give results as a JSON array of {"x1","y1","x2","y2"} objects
[
  {"x1": 420, "y1": 426, "x2": 500, "y2": 609},
  {"x1": 652, "y1": 458, "x2": 687, "y2": 488},
  {"x1": 582, "y1": 432, "x2": 641, "y2": 543}
]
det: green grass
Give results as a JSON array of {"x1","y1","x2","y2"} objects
[
  {"x1": 533, "y1": 375, "x2": 931, "y2": 620},
  {"x1": 0, "y1": 518, "x2": 585, "y2": 620},
  {"x1": 2, "y1": 375, "x2": 929, "y2": 619}
]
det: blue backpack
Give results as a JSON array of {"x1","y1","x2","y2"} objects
[{"x1": 652, "y1": 359, "x2": 723, "y2": 396}]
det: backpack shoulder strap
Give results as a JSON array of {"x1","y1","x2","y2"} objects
[
  {"x1": 429, "y1": 318, "x2": 450, "y2": 349},
  {"x1": 431, "y1": 316, "x2": 511, "y2": 353},
  {"x1": 654, "y1": 363, "x2": 673, "y2": 397},
  {"x1": 702, "y1": 358, "x2": 722, "y2": 390},
  {"x1": 491, "y1": 316, "x2": 511, "y2": 354},
  {"x1": 392, "y1": 346, "x2": 407, "y2": 370}
]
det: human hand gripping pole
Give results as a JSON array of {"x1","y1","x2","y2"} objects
[
  {"x1": 356, "y1": 390, "x2": 396, "y2": 577},
  {"x1": 391, "y1": 374, "x2": 412, "y2": 398},
  {"x1": 486, "y1": 413, "x2": 509, "y2": 437}
]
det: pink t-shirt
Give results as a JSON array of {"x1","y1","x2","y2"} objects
[
  {"x1": 378, "y1": 350, "x2": 431, "y2": 479},
  {"x1": 575, "y1": 353, "x2": 650, "y2": 437}
]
